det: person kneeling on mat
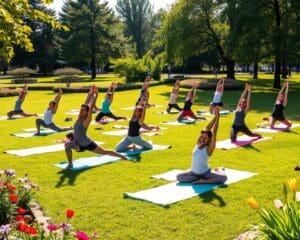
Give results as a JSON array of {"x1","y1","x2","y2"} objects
[
  {"x1": 177, "y1": 107, "x2": 227, "y2": 184},
  {"x1": 64, "y1": 87, "x2": 127, "y2": 169}
]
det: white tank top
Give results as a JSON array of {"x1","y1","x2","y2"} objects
[
  {"x1": 191, "y1": 145, "x2": 210, "y2": 174},
  {"x1": 213, "y1": 91, "x2": 222, "y2": 103},
  {"x1": 169, "y1": 93, "x2": 177, "y2": 104},
  {"x1": 44, "y1": 109, "x2": 53, "y2": 125}
]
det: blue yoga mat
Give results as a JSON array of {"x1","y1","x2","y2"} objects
[
  {"x1": 54, "y1": 144, "x2": 171, "y2": 170},
  {"x1": 162, "y1": 119, "x2": 197, "y2": 126},
  {"x1": 125, "y1": 168, "x2": 257, "y2": 206}
]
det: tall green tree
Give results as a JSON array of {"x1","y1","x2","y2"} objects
[
  {"x1": 0, "y1": 0, "x2": 65, "y2": 63},
  {"x1": 11, "y1": 0, "x2": 59, "y2": 73},
  {"x1": 60, "y1": 0, "x2": 124, "y2": 79},
  {"x1": 116, "y1": 0, "x2": 153, "y2": 58},
  {"x1": 160, "y1": 0, "x2": 236, "y2": 79}
]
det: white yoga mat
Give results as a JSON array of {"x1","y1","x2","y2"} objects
[
  {"x1": 254, "y1": 123, "x2": 300, "y2": 133},
  {"x1": 151, "y1": 169, "x2": 185, "y2": 181},
  {"x1": 120, "y1": 105, "x2": 162, "y2": 111},
  {"x1": 216, "y1": 136, "x2": 272, "y2": 149},
  {"x1": 118, "y1": 144, "x2": 171, "y2": 155},
  {"x1": 197, "y1": 110, "x2": 231, "y2": 116},
  {"x1": 163, "y1": 119, "x2": 197, "y2": 126},
  {"x1": 0, "y1": 114, "x2": 43, "y2": 121},
  {"x1": 5, "y1": 141, "x2": 104, "y2": 157},
  {"x1": 65, "y1": 109, "x2": 80, "y2": 115},
  {"x1": 125, "y1": 168, "x2": 257, "y2": 206},
  {"x1": 102, "y1": 127, "x2": 166, "y2": 136}
]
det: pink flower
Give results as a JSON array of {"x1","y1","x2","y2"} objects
[
  {"x1": 76, "y1": 230, "x2": 90, "y2": 240},
  {"x1": 47, "y1": 224, "x2": 59, "y2": 231}
]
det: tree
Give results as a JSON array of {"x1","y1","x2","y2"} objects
[
  {"x1": 10, "y1": 0, "x2": 60, "y2": 73},
  {"x1": 0, "y1": 0, "x2": 65, "y2": 62},
  {"x1": 116, "y1": 0, "x2": 153, "y2": 58},
  {"x1": 59, "y1": 0, "x2": 124, "y2": 79},
  {"x1": 159, "y1": 0, "x2": 236, "y2": 79}
]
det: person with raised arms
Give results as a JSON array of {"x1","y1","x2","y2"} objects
[
  {"x1": 166, "y1": 80, "x2": 182, "y2": 113},
  {"x1": 177, "y1": 107, "x2": 227, "y2": 184},
  {"x1": 64, "y1": 86, "x2": 127, "y2": 169},
  {"x1": 135, "y1": 75, "x2": 154, "y2": 108},
  {"x1": 35, "y1": 89, "x2": 72, "y2": 135},
  {"x1": 116, "y1": 87, "x2": 156, "y2": 152},
  {"x1": 230, "y1": 83, "x2": 261, "y2": 142},
  {"x1": 209, "y1": 77, "x2": 231, "y2": 113},
  {"x1": 264, "y1": 81, "x2": 292, "y2": 129},
  {"x1": 95, "y1": 82, "x2": 126, "y2": 122},
  {"x1": 7, "y1": 84, "x2": 37, "y2": 119},
  {"x1": 84, "y1": 84, "x2": 100, "y2": 112},
  {"x1": 177, "y1": 83, "x2": 205, "y2": 122}
]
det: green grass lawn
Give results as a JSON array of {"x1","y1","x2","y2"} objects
[{"x1": 0, "y1": 73, "x2": 299, "y2": 239}]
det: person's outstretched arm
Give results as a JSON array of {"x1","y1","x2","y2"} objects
[
  {"x1": 52, "y1": 88, "x2": 63, "y2": 114},
  {"x1": 283, "y1": 82, "x2": 289, "y2": 106},
  {"x1": 206, "y1": 107, "x2": 220, "y2": 155},
  {"x1": 236, "y1": 83, "x2": 248, "y2": 110},
  {"x1": 220, "y1": 77, "x2": 225, "y2": 92},
  {"x1": 245, "y1": 84, "x2": 251, "y2": 113},
  {"x1": 83, "y1": 88, "x2": 98, "y2": 128},
  {"x1": 138, "y1": 92, "x2": 149, "y2": 125}
]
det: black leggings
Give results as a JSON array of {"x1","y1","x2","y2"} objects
[
  {"x1": 166, "y1": 103, "x2": 182, "y2": 113},
  {"x1": 230, "y1": 125, "x2": 255, "y2": 142},
  {"x1": 95, "y1": 112, "x2": 123, "y2": 122}
]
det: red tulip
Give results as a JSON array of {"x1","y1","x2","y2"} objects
[
  {"x1": 18, "y1": 207, "x2": 26, "y2": 215},
  {"x1": 8, "y1": 185, "x2": 16, "y2": 192},
  {"x1": 16, "y1": 215, "x2": 25, "y2": 222},
  {"x1": 18, "y1": 222, "x2": 29, "y2": 232},
  {"x1": 27, "y1": 227, "x2": 38, "y2": 235},
  {"x1": 66, "y1": 209, "x2": 75, "y2": 219},
  {"x1": 9, "y1": 194, "x2": 18, "y2": 203}
]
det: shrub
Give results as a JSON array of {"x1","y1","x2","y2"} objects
[
  {"x1": 247, "y1": 179, "x2": 300, "y2": 239},
  {"x1": 54, "y1": 68, "x2": 83, "y2": 76},
  {"x1": 8, "y1": 68, "x2": 37, "y2": 83}
]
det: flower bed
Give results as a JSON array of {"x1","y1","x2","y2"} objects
[
  {"x1": 10, "y1": 79, "x2": 38, "y2": 84},
  {"x1": 0, "y1": 170, "x2": 98, "y2": 240}
]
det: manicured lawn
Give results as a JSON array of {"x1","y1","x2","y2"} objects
[{"x1": 0, "y1": 73, "x2": 299, "y2": 239}]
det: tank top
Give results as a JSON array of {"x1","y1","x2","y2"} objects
[
  {"x1": 44, "y1": 109, "x2": 54, "y2": 125},
  {"x1": 183, "y1": 99, "x2": 192, "y2": 111},
  {"x1": 74, "y1": 119, "x2": 92, "y2": 146},
  {"x1": 14, "y1": 98, "x2": 23, "y2": 111},
  {"x1": 128, "y1": 119, "x2": 141, "y2": 137},
  {"x1": 101, "y1": 99, "x2": 111, "y2": 113},
  {"x1": 169, "y1": 93, "x2": 177, "y2": 104},
  {"x1": 191, "y1": 145, "x2": 210, "y2": 174},
  {"x1": 213, "y1": 91, "x2": 222, "y2": 103},
  {"x1": 272, "y1": 101, "x2": 284, "y2": 118},
  {"x1": 233, "y1": 109, "x2": 245, "y2": 126}
]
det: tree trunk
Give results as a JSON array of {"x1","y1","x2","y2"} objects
[
  {"x1": 253, "y1": 62, "x2": 258, "y2": 79},
  {"x1": 224, "y1": 58, "x2": 235, "y2": 79},
  {"x1": 90, "y1": 56, "x2": 96, "y2": 79},
  {"x1": 273, "y1": 57, "x2": 281, "y2": 89},
  {"x1": 281, "y1": 60, "x2": 288, "y2": 79}
]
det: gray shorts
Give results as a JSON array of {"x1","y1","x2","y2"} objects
[{"x1": 176, "y1": 170, "x2": 227, "y2": 183}]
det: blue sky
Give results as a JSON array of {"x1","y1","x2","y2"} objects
[{"x1": 49, "y1": 0, "x2": 176, "y2": 14}]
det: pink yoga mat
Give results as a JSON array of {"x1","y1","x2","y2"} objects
[
  {"x1": 254, "y1": 123, "x2": 300, "y2": 133},
  {"x1": 216, "y1": 136, "x2": 272, "y2": 149}
]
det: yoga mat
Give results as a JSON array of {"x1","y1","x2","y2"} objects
[
  {"x1": 197, "y1": 110, "x2": 231, "y2": 116},
  {"x1": 11, "y1": 129, "x2": 58, "y2": 138},
  {"x1": 22, "y1": 128, "x2": 45, "y2": 132},
  {"x1": 254, "y1": 123, "x2": 300, "y2": 133},
  {"x1": 120, "y1": 105, "x2": 162, "y2": 110},
  {"x1": 54, "y1": 155, "x2": 122, "y2": 170},
  {"x1": 102, "y1": 127, "x2": 166, "y2": 136},
  {"x1": 155, "y1": 111, "x2": 179, "y2": 115},
  {"x1": 216, "y1": 136, "x2": 272, "y2": 149},
  {"x1": 118, "y1": 144, "x2": 171, "y2": 155},
  {"x1": 125, "y1": 168, "x2": 257, "y2": 206},
  {"x1": 162, "y1": 119, "x2": 197, "y2": 126},
  {"x1": 151, "y1": 169, "x2": 185, "y2": 181},
  {"x1": 54, "y1": 144, "x2": 171, "y2": 170},
  {"x1": 5, "y1": 141, "x2": 104, "y2": 156},
  {"x1": 0, "y1": 114, "x2": 43, "y2": 121},
  {"x1": 65, "y1": 109, "x2": 80, "y2": 115},
  {"x1": 91, "y1": 118, "x2": 126, "y2": 125}
]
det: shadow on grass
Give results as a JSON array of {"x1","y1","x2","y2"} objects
[
  {"x1": 55, "y1": 168, "x2": 90, "y2": 187},
  {"x1": 198, "y1": 186, "x2": 227, "y2": 207}
]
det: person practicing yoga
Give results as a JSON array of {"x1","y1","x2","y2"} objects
[
  {"x1": 35, "y1": 89, "x2": 72, "y2": 135},
  {"x1": 95, "y1": 82, "x2": 126, "y2": 122},
  {"x1": 177, "y1": 83, "x2": 205, "y2": 122},
  {"x1": 116, "y1": 90, "x2": 156, "y2": 152},
  {"x1": 7, "y1": 84, "x2": 37, "y2": 119},
  {"x1": 177, "y1": 107, "x2": 227, "y2": 184},
  {"x1": 84, "y1": 84, "x2": 100, "y2": 112},
  {"x1": 166, "y1": 80, "x2": 182, "y2": 113},
  {"x1": 135, "y1": 76, "x2": 154, "y2": 108},
  {"x1": 64, "y1": 87, "x2": 127, "y2": 169},
  {"x1": 230, "y1": 83, "x2": 261, "y2": 142},
  {"x1": 263, "y1": 82, "x2": 292, "y2": 129},
  {"x1": 209, "y1": 77, "x2": 231, "y2": 113}
]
